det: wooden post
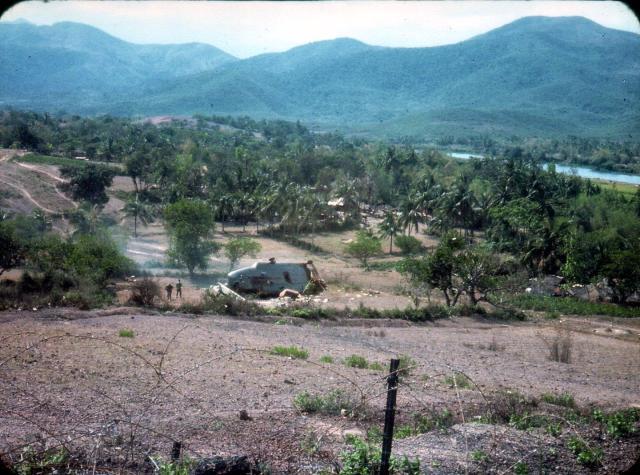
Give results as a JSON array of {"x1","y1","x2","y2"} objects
[
  {"x1": 380, "y1": 358, "x2": 400, "y2": 475},
  {"x1": 171, "y1": 440, "x2": 182, "y2": 462}
]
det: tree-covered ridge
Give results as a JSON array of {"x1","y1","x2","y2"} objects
[{"x1": 1, "y1": 16, "x2": 638, "y2": 138}]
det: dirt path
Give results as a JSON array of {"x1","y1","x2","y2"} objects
[
  {"x1": 15, "y1": 161, "x2": 65, "y2": 183},
  {"x1": 0, "y1": 176, "x2": 58, "y2": 213}
]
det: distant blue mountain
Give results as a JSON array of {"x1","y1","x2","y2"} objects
[
  {"x1": 0, "y1": 21, "x2": 236, "y2": 108},
  {"x1": 1, "y1": 17, "x2": 638, "y2": 138}
]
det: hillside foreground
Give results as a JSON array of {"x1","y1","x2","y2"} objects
[{"x1": 1, "y1": 306, "x2": 639, "y2": 474}]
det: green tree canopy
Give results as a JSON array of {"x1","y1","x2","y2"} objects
[
  {"x1": 164, "y1": 199, "x2": 219, "y2": 275},
  {"x1": 345, "y1": 230, "x2": 382, "y2": 270},
  {"x1": 59, "y1": 164, "x2": 116, "y2": 206},
  {"x1": 223, "y1": 237, "x2": 262, "y2": 271},
  {"x1": 0, "y1": 221, "x2": 23, "y2": 276}
]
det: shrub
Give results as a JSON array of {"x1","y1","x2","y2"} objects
[
  {"x1": 201, "y1": 290, "x2": 262, "y2": 316},
  {"x1": 567, "y1": 437, "x2": 603, "y2": 466},
  {"x1": 293, "y1": 389, "x2": 354, "y2": 415},
  {"x1": 486, "y1": 307, "x2": 527, "y2": 321},
  {"x1": 397, "y1": 354, "x2": 416, "y2": 380},
  {"x1": 270, "y1": 345, "x2": 309, "y2": 359},
  {"x1": 593, "y1": 408, "x2": 639, "y2": 438},
  {"x1": 509, "y1": 412, "x2": 551, "y2": 431},
  {"x1": 368, "y1": 362, "x2": 384, "y2": 371},
  {"x1": 541, "y1": 392, "x2": 576, "y2": 408},
  {"x1": 63, "y1": 288, "x2": 111, "y2": 310},
  {"x1": 119, "y1": 329, "x2": 134, "y2": 338},
  {"x1": 395, "y1": 235, "x2": 424, "y2": 255},
  {"x1": 344, "y1": 354, "x2": 369, "y2": 369},
  {"x1": 514, "y1": 462, "x2": 529, "y2": 475},
  {"x1": 345, "y1": 230, "x2": 382, "y2": 270},
  {"x1": 319, "y1": 355, "x2": 334, "y2": 364},
  {"x1": 443, "y1": 372, "x2": 472, "y2": 389},
  {"x1": 543, "y1": 329, "x2": 572, "y2": 363},
  {"x1": 471, "y1": 450, "x2": 488, "y2": 462},
  {"x1": 339, "y1": 437, "x2": 420, "y2": 474},
  {"x1": 128, "y1": 277, "x2": 160, "y2": 306},
  {"x1": 487, "y1": 390, "x2": 538, "y2": 424}
]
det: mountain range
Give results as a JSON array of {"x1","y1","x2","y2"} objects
[{"x1": 1, "y1": 17, "x2": 639, "y2": 138}]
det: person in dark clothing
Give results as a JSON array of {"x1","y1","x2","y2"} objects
[
  {"x1": 176, "y1": 280, "x2": 182, "y2": 298},
  {"x1": 165, "y1": 283, "x2": 173, "y2": 300}
]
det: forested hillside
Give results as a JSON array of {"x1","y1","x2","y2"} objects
[
  {"x1": 1, "y1": 16, "x2": 638, "y2": 138},
  {"x1": 0, "y1": 20, "x2": 236, "y2": 109}
]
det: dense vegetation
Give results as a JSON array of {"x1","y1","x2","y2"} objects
[
  {"x1": 1, "y1": 109, "x2": 639, "y2": 309},
  {"x1": 0, "y1": 215, "x2": 134, "y2": 309},
  {"x1": 1, "y1": 17, "x2": 639, "y2": 138}
]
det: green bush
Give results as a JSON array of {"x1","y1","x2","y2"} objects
[
  {"x1": 567, "y1": 437, "x2": 603, "y2": 466},
  {"x1": 201, "y1": 290, "x2": 262, "y2": 316},
  {"x1": 505, "y1": 294, "x2": 640, "y2": 318},
  {"x1": 395, "y1": 235, "x2": 424, "y2": 255},
  {"x1": 344, "y1": 354, "x2": 369, "y2": 369},
  {"x1": 293, "y1": 389, "x2": 354, "y2": 415},
  {"x1": 270, "y1": 345, "x2": 309, "y2": 359},
  {"x1": 592, "y1": 408, "x2": 639, "y2": 438},
  {"x1": 319, "y1": 355, "x2": 334, "y2": 364},
  {"x1": 397, "y1": 355, "x2": 416, "y2": 380},
  {"x1": 119, "y1": 329, "x2": 134, "y2": 338},
  {"x1": 443, "y1": 372, "x2": 472, "y2": 389},
  {"x1": 339, "y1": 437, "x2": 420, "y2": 474}
]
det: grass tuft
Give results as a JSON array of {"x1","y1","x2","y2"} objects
[{"x1": 270, "y1": 345, "x2": 309, "y2": 359}]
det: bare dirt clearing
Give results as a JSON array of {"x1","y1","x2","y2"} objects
[{"x1": 1, "y1": 308, "x2": 638, "y2": 473}]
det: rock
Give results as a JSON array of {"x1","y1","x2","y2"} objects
[
  {"x1": 193, "y1": 456, "x2": 252, "y2": 475},
  {"x1": 279, "y1": 289, "x2": 301, "y2": 299},
  {"x1": 238, "y1": 410, "x2": 252, "y2": 421},
  {"x1": 527, "y1": 275, "x2": 565, "y2": 297}
]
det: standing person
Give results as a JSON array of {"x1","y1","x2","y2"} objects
[
  {"x1": 165, "y1": 283, "x2": 173, "y2": 300},
  {"x1": 176, "y1": 279, "x2": 182, "y2": 299}
]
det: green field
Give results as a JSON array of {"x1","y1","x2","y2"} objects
[
  {"x1": 14, "y1": 153, "x2": 123, "y2": 171},
  {"x1": 595, "y1": 180, "x2": 639, "y2": 197}
]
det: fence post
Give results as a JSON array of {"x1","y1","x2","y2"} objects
[
  {"x1": 380, "y1": 358, "x2": 400, "y2": 475},
  {"x1": 171, "y1": 440, "x2": 182, "y2": 463}
]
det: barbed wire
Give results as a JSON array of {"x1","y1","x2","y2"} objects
[{"x1": 0, "y1": 313, "x2": 634, "y2": 474}]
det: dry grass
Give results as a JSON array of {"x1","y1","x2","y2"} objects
[{"x1": 542, "y1": 329, "x2": 573, "y2": 364}]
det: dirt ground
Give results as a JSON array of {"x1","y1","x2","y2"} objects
[{"x1": 0, "y1": 308, "x2": 639, "y2": 473}]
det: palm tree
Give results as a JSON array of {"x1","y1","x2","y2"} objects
[
  {"x1": 216, "y1": 194, "x2": 235, "y2": 233},
  {"x1": 69, "y1": 203, "x2": 103, "y2": 236},
  {"x1": 378, "y1": 211, "x2": 400, "y2": 253},
  {"x1": 399, "y1": 195, "x2": 423, "y2": 235},
  {"x1": 122, "y1": 194, "x2": 154, "y2": 237}
]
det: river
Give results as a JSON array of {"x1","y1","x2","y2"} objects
[{"x1": 444, "y1": 152, "x2": 640, "y2": 185}]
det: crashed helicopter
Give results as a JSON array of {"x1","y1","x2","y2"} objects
[{"x1": 225, "y1": 258, "x2": 325, "y2": 297}]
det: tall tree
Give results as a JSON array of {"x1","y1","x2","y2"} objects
[
  {"x1": 164, "y1": 199, "x2": 219, "y2": 276},
  {"x1": 223, "y1": 237, "x2": 262, "y2": 271},
  {"x1": 59, "y1": 164, "x2": 116, "y2": 206},
  {"x1": 122, "y1": 194, "x2": 154, "y2": 237},
  {"x1": 378, "y1": 211, "x2": 400, "y2": 253}
]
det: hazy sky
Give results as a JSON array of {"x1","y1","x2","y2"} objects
[{"x1": 2, "y1": 1, "x2": 639, "y2": 58}]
